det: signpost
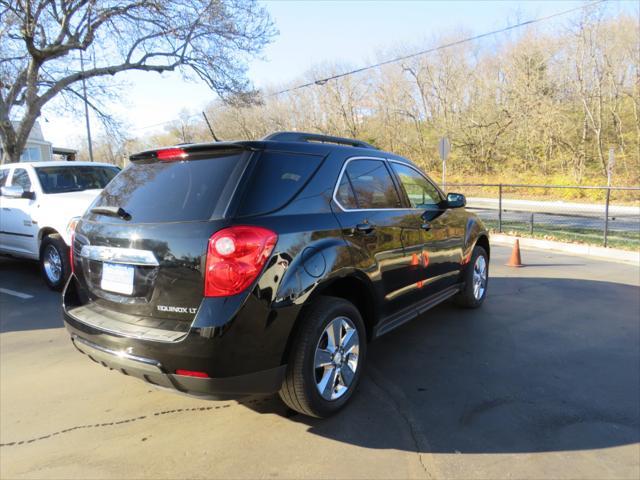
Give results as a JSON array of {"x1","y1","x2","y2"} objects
[{"x1": 438, "y1": 137, "x2": 451, "y2": 190}]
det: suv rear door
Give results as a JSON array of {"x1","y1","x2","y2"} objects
[
  {"x1": 331, "y1": 157, "x2": 424, "y2": 319},
  {"x1": 70, "y1": 148, "x2": 252, "y2": 338}
]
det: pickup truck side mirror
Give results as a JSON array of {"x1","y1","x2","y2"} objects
[
  {"x1": 446, "y1": 192, "x2": 466, "y2": 208},
  {"x1": 0, "y1": 185, "x2": 35, "y2": 199},
  {"x1": 1, "y1": 185, "x2": 24, "y2": 198}
]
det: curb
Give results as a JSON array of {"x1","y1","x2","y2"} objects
[{"x1": 490, "y1": 233, "x2": 640, "y2": 266}]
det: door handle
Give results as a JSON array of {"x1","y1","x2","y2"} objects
[
  {"x1": 354, "y1": 223, "x2": 375, "y2": 234},
  {"x1": 421, "y1": 223, "x2": 432, "y2": 231}
]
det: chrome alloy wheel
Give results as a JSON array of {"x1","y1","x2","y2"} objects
[
  {"x1": 472, "y1": 254, "x2": 488, "y2": 300},
  {"x1": 314, "y1": 316, "x2": 360, "y2": 401},
  {"x1": 43, "y1": 244, "x2": 62, "y2": 284}
]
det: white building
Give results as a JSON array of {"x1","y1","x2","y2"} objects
[{"x1": 1, "y1": 121, "x2": 76, "y2": 162}]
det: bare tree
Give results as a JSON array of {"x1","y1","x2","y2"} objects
[{"x1": 0, "y1": 0, "x2": 274, "y2": 163}]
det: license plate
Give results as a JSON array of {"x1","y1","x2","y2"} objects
[{"x1": 101, "y1": 262, "x2": 134, "y2": 295}]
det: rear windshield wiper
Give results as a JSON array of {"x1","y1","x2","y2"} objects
[{"x1": 90, "y1": 206, "x2": 132, "y2": 221}]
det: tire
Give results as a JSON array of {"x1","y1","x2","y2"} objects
[
  {"x1": 40, "y1": 234, "x2": 70, "y2": 291},
  {"x1": 279, "y1": 296, "x2": 367, "y2": 418},
  {"x1": 455, "y1": 245, "x2": 489, "y2": 308}
]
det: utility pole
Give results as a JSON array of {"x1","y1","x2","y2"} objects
[{"x1": 80, "y1": 51, "x2": 94, "y2": 162}]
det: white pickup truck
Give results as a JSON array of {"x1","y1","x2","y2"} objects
[{"x1": 0, "y1": 161, "x2": 120, "y2": 289}]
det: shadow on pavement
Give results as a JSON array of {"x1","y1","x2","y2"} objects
[
  {"x1": 0, "y1": 256, "x2": 63, "y2": 333},
  {"x1": 247, "y1": 276, "x2": 640, "y2": 455},
  {"x1": 3, "y1": 254, "x2": 639, "y2": 455}
]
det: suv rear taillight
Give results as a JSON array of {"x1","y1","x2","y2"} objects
[{"x1": 204, "y1": 226, "x2": 277, "y2": 297}]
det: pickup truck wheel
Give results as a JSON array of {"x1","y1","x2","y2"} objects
[
  {"x1": 40, "y1": 234, "x2": 70, "y2": 291},
  {"x1": 455, "y1": 245, "x2": 489, "y2": 308},
  {"x1": 279, "y1": 296, "x2": 367, "y2": 418}
]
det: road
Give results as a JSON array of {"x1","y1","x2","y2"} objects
[
  {"x1": 1, "y1": 246, "x2": 639, "y2": 479},
  {"x1": 466, "y1": 197, "x2": 640, "y2": 233}
]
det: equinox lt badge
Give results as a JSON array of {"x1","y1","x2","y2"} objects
[{"x1": 157, "y1": 305, "x2": 198, "y2": 314}]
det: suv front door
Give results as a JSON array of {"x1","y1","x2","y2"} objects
[{"x1": 389, "y1": 161, "x2": 463, "y2": 301}]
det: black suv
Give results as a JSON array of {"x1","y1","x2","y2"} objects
[{"x1": 63, "y1": 132, "x2": 489, "y2": 418}]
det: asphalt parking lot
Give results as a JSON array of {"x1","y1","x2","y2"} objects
[{"x1": 1, "y1": 244, "x2": 639, "y2": 479}]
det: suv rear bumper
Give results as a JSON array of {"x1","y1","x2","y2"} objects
[{"x1": 70, "y1": 333, "x2": 286, "y2": 399}]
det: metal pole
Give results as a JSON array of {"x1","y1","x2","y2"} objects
[
  {"x1": 442, "y1": 157, "x2": 446, "y2": 191},
  {"x1": 498, "y1": 184, "x2": 503, "y2": 233},
  {"x1": 604, "y1": 187, "x2": 611, "y2": 247},
  {"x1": 530, "y1": 213, "x2": 534, "y2": 235},
  {"x1": 80, "y1": 51, "x2": 94, "y2": 162}
]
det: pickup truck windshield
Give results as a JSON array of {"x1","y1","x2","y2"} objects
[{"x1": 35, "y1": 166, "x2": 120, "y2": 194}]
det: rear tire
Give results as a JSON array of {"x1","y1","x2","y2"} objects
[
  {"x1": 40, "y1": 234, "x2": 70, "y2": 291},
  {"x1": 279, "y1": 296, "x2": 367, "y2": 418},
  {"x1": 455, "y1": 245, "x2": 489, "y2": 308}
]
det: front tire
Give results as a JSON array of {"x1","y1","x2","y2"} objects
[
  {"x1": 40, "y1": 234, "x2": 70, "y2": 291},
  {"x1": 455, "y1": 245, "x2": 489, "y2": 308},
  {"x1": 279, "y1": 296, "x2": 367, "y2": 418}
]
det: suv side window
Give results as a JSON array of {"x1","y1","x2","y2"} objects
[
  {"x1": 11, "y1": 168, "x2": 32, "y2": 192},
  {"x1": 0, "y1": 169, "x2": 8, "y2": 187},
  {"x1": 337, "y1": 159, "x2": 401, "y2": 209},
  {"x1": 390, "y1": 162, "x2": 442, "y2": 209},
  {"x1": 238, "y1": 150, "x2": 323, "y2": 217}
]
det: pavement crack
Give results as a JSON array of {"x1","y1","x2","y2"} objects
[
  {"x1": 367, "y1": 364, "x2": 437, "y2": 479},
  {"x1": 0, "y1": 397, "x2": 269, "y2": 448}
]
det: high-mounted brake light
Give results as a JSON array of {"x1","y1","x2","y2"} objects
[
  {"x1": 204, "y1": 226, "x2": 277, "y2": 297},
  {"x1": 175, "y1": 369, "x2": 210, "y2": 378},
  {"x1": 156, "y1": 148, "x2": 188, "y2": 161}
]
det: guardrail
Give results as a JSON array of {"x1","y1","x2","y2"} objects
[{"x1": 445, "y1": 183, "x2": 640, "y2": 249}]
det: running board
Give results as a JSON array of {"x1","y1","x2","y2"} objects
[{"x1": 374, "y1": 284, "x2": 461, "y2": 338}]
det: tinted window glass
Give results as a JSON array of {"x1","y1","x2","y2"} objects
[
  {"x1": 12, "y1": 169, "x2": 32, "y2": 191},
  {"x1": 35, "y1": 166, "x2": 119, "y2": 194},
  {"x1": 238, "y1": 151, "x2": 322, "y2": 216},
  {"x1": 0, "y1": 169, "x2": 8, "y2": 187},
  {"x1": 93, "y1": 152, "x2": 248, "y2": 223},
  {"x1": 335, "y1": 173, "x2": 358, "y2": 209},
  {"x1": 391, "y1": 163, "x2": 442, "y2": 208},
  {"x1": 342, "y1": 159, "x2": 400, "y2": 209}
]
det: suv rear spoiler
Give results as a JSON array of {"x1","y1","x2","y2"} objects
[{"x1": 262, "y1": 132, "x2": 377, "y2": 149}]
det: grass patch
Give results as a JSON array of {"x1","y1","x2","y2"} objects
[{"x1": 485, "y1": 220, "x2": 640, "y2": 251}]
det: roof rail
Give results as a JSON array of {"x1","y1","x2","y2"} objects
[{"x1": 262, "y1": 131, "x2": 376, "y2": 149}]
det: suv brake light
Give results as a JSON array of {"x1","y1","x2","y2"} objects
[
  {"x1": 156, "y1": 148, "x2": 188, "y2": 161},
  {"x1": 204, "y1": 226, "x2": 277, "y2": 297}
]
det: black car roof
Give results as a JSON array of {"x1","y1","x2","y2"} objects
[{"x1": 130, "y1": 131, "x2": 416, "y2": 166}]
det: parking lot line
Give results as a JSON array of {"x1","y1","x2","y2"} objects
[{"x1": 0, "y1": 288, "x2": 34, "y2": 300}]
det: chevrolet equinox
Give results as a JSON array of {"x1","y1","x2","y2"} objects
[{"x1": 63, "y1": 132, "x2": 490, "y2": 418}]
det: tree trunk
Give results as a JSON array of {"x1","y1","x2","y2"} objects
[{"x1": 0, "y1": 108, "x2": 40, "y2": 164}]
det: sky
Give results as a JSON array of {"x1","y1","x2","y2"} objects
[{"x1": 40, "y1": 0, "x2": 637, "y2": 150}]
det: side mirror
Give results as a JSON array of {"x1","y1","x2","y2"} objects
[
  {"x1": 446, "y1": 192, "x2": 466, "y2": 208},
  {"x1": 1, "y1": 185, "x2": 24, "y2": 199}
]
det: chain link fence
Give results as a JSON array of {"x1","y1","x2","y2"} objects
[{"x1": 445, "y1": 183, "x2": 640, "y2": 250}]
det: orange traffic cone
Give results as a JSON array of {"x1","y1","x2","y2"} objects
[{"x1": 506, "y1": 238, "x2": 524, "y2": 267}]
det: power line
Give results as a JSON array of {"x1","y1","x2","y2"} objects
[
  {"x1": 268, "y1": 0, "x2": 607, "y2": 97},
  {"x1": 128, "y1": 0, "x2": 607, "y2": 132}
]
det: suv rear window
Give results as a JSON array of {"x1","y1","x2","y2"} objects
[
  {"x1": 237, "y1": 150, "x2": 323, "y2": 216},
  {"x1": 92, "y1": 151, "x2": 249, "y2": 223}
]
